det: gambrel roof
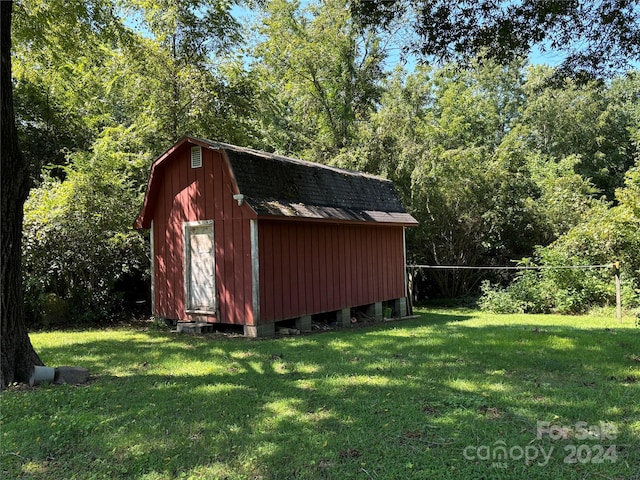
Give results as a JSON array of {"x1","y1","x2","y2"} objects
[{"x1": 135, "y1": 136, "x2": 417, "y2": 229}]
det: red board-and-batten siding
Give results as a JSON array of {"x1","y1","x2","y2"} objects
[
  {"x1": 149, "y1": 143, "x2": 255, "y2": 325},
  {"x1": 140, "y1": 139, "x2": 410, "y2": 327},
  {"x1": 259, "y1": 220, "x2": 406, "y2": 322}
]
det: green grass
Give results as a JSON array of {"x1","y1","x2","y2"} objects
[{"x1": 1, "y1": 309, "x2": 639, "y2": 479}]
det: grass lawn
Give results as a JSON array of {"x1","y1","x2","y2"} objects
[{"x1": 1, "y1": 309, "x2": 639, "y2": 479}]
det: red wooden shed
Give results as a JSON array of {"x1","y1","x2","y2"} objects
[{"x1": 134, "y1": 137, "x2": 417, "y2": 336}]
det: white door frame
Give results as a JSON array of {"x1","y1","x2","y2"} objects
[{"x1": 183, "y1": 220, "x2": 216, "y2": 314}]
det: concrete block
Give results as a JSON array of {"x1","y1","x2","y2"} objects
[
  {"x1": 295, "y1": 315, "x2": 312, "y2": 332},
  {"x1": 177, "y1": 322, "x2": 198, "y2": 334},
  {"x1": 367, "y1": 302, "x2": 383, "y2": 320},
  {"x1": 54, "y1": 366, "x2": 89, "y2": 385},
  {"x1": 393, "y1": 297, "x2": 408, "y2": 317},
  {"x1": 336, "y1": 308, "x2": 351, "y2": 327},
  {"x1": 244, "y1": 323, "x2": 275, "y2": 337}
]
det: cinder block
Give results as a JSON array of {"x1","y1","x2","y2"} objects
[
  {"x1": 177, "y1": 322, "x2": 198, "y2": 334},
  {"x1": 393, "y1": 297, "x2": 408, "y2": 317},
  {"x1": 295, "y1": 315, "x2": 312, "y2": 332},
  {"x1": 54, "y1": 366, "x2": 89, "y2": 385},
  {"x1": 244, "y1": 323, "x2": 275, "y2": 337},
  {"x1": 336, "y1": 308, "x2": 351, "y2": 327},
  {"x1": 367, "y1": 302, "x2": 383, "y2": 320}
]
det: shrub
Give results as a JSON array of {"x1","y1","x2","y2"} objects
[
  {"x1": 478, "y1": 280, "x2": 527, "y2": 314},
  {"x1": 38, "y1": 293, "x2": 69, "y2": 328},
  {"x1": 23, "y1": 141, "x2": 149, "y2": 327},
  {"x1": 480, "y1": 163, "x2": 640, "y2": 315}
]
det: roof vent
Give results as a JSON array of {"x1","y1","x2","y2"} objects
[{"x1": 191, "y1": 146, "x2": 202, "y2": 168}]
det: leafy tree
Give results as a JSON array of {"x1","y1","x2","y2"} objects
[
  {"x1": 12, "y1": 66, "x2": 94, "y2": 176},
  {"x1": 125, "y1": 0, "x2": 253, "y2": 145},
  {"x1": 330, "y1": 65, "x2": 435, "y2": 191},
  {"x1": 13, "y1": 0, "x2": 255, "y2": 172},
  {"x1": 11, "y1": 0, "x2": 131, "y2": 177},
  {"x1": 23, "y1": 130, "x2": 149, "y2": 326},
  {"x1": 351, "y1": 0, "x2": 640, "y2": 80},
  {"x1": 515, "y1": 66, "x2": 637, "y2": 198},
  {"x1": 1, "y1": 0, "x2": 43, "y2": 389},
  {"x1": 525, "y1": 153, "x2": 602, "y2": 240},
  {"x1": 481, "y1": 162, "x2": 640, "y2": 314},
  {"x1": 551, "y1": 162, "x2": 640, "y2": 292},
  {"x1": 252, "y1": 0, "x2": 387, "y2": 160},
  {"x1": 353, "y1": 61, "x2": 542, "y2": 296}
]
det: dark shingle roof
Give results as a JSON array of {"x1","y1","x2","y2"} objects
[{"x1": 200, "y1": 139, "x2": 417, "y2": 225}]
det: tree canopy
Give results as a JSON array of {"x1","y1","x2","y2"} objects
[{"x1": 351, "y1": 0, "x2": 640, "y2": 80}]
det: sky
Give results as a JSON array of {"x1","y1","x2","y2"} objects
[
  {"x1": 231, "y1": 2, "x2": 570, "y2": 73},
  {"x1": 129, "y1": 2, "x2": 637, "y2": 75}
]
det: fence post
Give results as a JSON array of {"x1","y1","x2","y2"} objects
[{"x1": 614, "y1": 261, "x2": 622, "y2": 324}]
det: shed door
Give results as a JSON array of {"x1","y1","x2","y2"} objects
[{"x1": 185, "y1": 222, "x2": 216, "y2": 312}]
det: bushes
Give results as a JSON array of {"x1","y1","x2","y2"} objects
[
  {"x1": 36, "y1": 293, "x2": 69, "y2": 328},
  {"x1": 480, "y1": 268, "x2": 620, "y2": 315},
  {"x1": 478, "y1": 281, "x2": 527, "y2": 314},
  {"x1": 481, "y1": 162, "x2": 640, "y2": 315},
  {"x1": 479, "y1": 252, "x2": 636, "y2": 315},
  {"x1": 23, "y1": 138, "x2": 149, "y2": 327}
]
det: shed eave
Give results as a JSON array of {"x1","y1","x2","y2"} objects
[{"x1": 254, "y1": 207, "x2": 418, "y2": 226}]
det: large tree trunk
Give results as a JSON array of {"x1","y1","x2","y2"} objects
[{"x1": 1, "y1": 0, "x2": 43, "y2": 390}]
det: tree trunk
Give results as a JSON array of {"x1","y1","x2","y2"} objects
[{"x1": 1, "y1": 0, "x2": 43, "y2": 390}]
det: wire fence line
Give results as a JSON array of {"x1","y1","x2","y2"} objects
[{"x1": 407, "y1": 264, "x2": 616, "y2": 271}]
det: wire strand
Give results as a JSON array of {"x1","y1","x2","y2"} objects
[{"x1": 407, "y1": 264, "x2": 615, "y2": 270}]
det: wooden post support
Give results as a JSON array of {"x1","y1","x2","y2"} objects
[
  {"x1": 407, "y1": 269, "x2": 414, "y2": 316},
  {"x1": 614, "y1": 261, "x2": 622, "y2": 324}
]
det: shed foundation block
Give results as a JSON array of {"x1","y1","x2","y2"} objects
[
  {"x1": 367, "y1": 302, "x2": 383, "y2": 321},
  {"x1": 336, "y1": 308, "x2": 351, "y2": 327},
  {"x1": 295, "y1": 315, "x2": 312, "y2": 333},
  {"x1": 244, "y1": 323, "x2": 275, "y2": 338},
  {"x1": 393, "y1": 297, "x2": 408, "y2": 317}
]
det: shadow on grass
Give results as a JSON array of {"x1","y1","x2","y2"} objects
[{"x1": 2, "y1": 311, "x2": 639, "y2": 479}]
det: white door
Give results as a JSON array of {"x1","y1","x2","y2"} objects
[{"x1": 185, "y1": 222, "x2": 216, "y2": 312}]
